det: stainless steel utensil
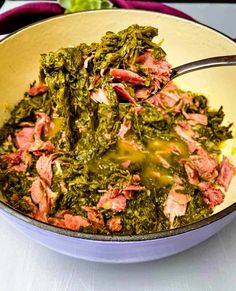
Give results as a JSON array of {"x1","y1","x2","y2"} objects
[{"x1": 161, "y1": 55, "x2": 236, "y2": 92}]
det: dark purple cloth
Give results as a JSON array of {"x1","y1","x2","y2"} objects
[
  {"x1": 0, "y1": 1, "x2": 194, "y2": 35},
  {"x1": 111, "y1": 0, "x2": 194, "y2": 21},
  {"x1": 0, "y1": 2, "x2": 64, "y2": 34}
]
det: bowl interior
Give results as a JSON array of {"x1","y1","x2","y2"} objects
[{"x1": 0, "y1": 9, "x2": 236, "y2": 225}]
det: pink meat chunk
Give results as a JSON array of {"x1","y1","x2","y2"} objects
[
  {"x1": 118, "y1": 118, "x2": 131, "y2": 139},
  {"x1": 136, "y1": 51, "x2": 171, "y2": 90},
  {"x1": 164, "y1": 184, "x2": 191, "y2": 227},
  {"x1": 97, "y1": 188, "x2": 127, "y2": 212},
  {"x1": 217, "y1": 156, "x2": 236, "y2": 192},
  {"x1": 83, "y1": 206, "x2": 104, "y2": 228},
  {"x1": 107, "y1": 217, "x2": 122, "y2": 232},
  {"x1": 15, "y1": 127, "x2": 34, "y2": 150},
  {"x1": 28, "y1": 83, "x2": 47, "y2": 96},
  {"x1": 110, "y1": 68, "x2": 145, "y2": 85},
  {"x1": 0, "y1": 151, "x2": 31, "y2": 173},
  {"x1": 90, "y1": 87, "x2": 109, "y2": 105},
  {"x1": 111, "y1": 83, "x2": 137, "y2": 105},
  {"x1": 34, "y1": 112, "x2": 52, "y2": 141},
  {"x1": 36, "y1": 154, "x2": 56, "y2": 186},
  {"x1": 183, "y1": 161, "x2": 199, "y2": 185},
  {"x1": 187, "y1": 113, "x2": 208, "y2": 125},
  {"x1": 199, "y1": 182, "x2": 224, "y2": 208},
  {"x1": 190, "y1": 148, "x2": 218, "y2": 181},
  {"x1": 64, "y1": 214, "x2": 90, "y2": 230},
  {"x1": 29, "y1": 177, "x2": 49, "y2": 222},
  {"x1": 174, "y1": 121, "x2": 196, "y2": 143},
  {"x1": 29, "y1": 177, "x2": 57, "y2": 222}
]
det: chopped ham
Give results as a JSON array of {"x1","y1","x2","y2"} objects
[
  {"x1": 55, "y1": 210, "x2": 69, "y2": 219},
  {"x1": 132, "y1": 174, "x2": 141, "y2": 182},
  {"x1": 149, "y1": 94, "x2": 165, "y2": 109},
  {"x1": 119, "y1": 181, "x2": 145, "y2": 200},
  {"x1": 132, "y1": 106, "x2": 144, "y2": 115},
  {"x1": 175, "y1": 121, "x2": 196, "y2": 143},
  {"x1": 183, "y1": 161, "x2": 199, "y2": 185},
  {"x1": 122, "y1": 190, "x2": 133, "y2": 200},
  {"x1": 28, "y1": 83, "x2": 47, "y2": 97},
  {"x1": 107, "y1": 217, "x2": 122, "y2": 232},
  {"x1": 15, "y1": 113, "x2": 54, "y2": 154},
  {"x1": 97, "y1": 189, "x2": 126, "y2": 212},
  {"x1": 64, "y1": 214, "x2": 90, "y2": 230},
  {"x1": 150, "y1": 87, "x2": 190, "y2": 113},
  {"x1": 111, "y1": 83, "x2": 137, "y2": 105},
  {"x1": 49, "y1": 212, "x2": 89, "y2": 230},
  {"x1": 29, "y1": 177, "x2": 49, "y2": 222},
  {"x1": 169, "y1": 143, "x2": 182, "y2": 155},
  {"x1": 108, "y1": 188, "x2": 120, "y2": 198},
  {"x1": 121, "y1": 160, "x2": 131, "y2": 168},
  {"x1": 0, "y1": 151, "x2": 31, "y2": 173},
  {"x1": 217, "y1": 156, "x2": 236, "y2": 192},
  {"x1": 150, "y1": 82, "x2": 183, "y2": 110},
  {"x1": 186, "y1": 113, "x2": 208, "y2": 125},
  {"x1": 155, "y1": 153, "x2": 170, "y2": 168},
  {"x1": 199, "y1": 182, "x2": 224, "y2": 208},
  {"x1": 83, "y1": 206, "x2": 104, "y2": 228},
  {"x1": 118, "y1": 118, "x2": 131, "y2": 139},
  {"x1": 136, "y1": 51, "x2": 171, "y2": 90},
  {"x1": 48, "y1": 217, "x2": 66, "y2": 228},
  {"x1": 79, "y1": 127, "x2": 87, "y2": 134},
  {"x1": 180, "y1": 92, "x2": 193, "y2": 105},
  {"x1": 135, "y1": 87, "x2": 151, "y2": 99},
  {"x1": 1, "y1": 152, "x2": 22, "y2": 168},
  {"x1": 163, "y1": 184, "x2": 191, "y2": 227},
  {"x1": 90, "y1": 87, "x2": 109, "y2": 105},
  {"x1": 36, "y1": 154, "x2": 56, "y2": 186},
  {"x1": 101, "y1": 195, "x2": 126, "y2": 212},
  {"x1": 158, "y1": 91, "x2": 180, "y2": 107},
  {"x1": 29, "y1": 177, "x2": 57, "y2": 222},
  {"x1": 23, "y1": 196, "x2": 42, "y2": 219},
  {"x1": 34, "y1": 112, "x2": 52, "y2": 140},
  {"x1": 174, "y1": 100, "x2": 184, "y2": 113},
  {"x1": 186, "y1": 141, "x2": 199, "y2": 153},
  {"x1": 190, "y1": 148, "x2": 218, "y2": 181},
  {"x1": 15, "y1": 127, "x2": 34, "y2": 150},
  {"x1": 163, "y1": 81, "x2": 178, "y2": 91},
  {"x1": 29, "y1": 140, "x2": 54, "y2": 154},
  {"x1": 110, "y1": 68, "x2": 145, "y2": 85}
]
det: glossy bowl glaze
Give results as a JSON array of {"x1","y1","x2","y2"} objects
[{"x1": 0, "y1": 9, "x2": 236, "y2": 263}]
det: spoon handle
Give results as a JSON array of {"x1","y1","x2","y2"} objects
[{"x1": 171, "y1": 55, "x2": 236, "y2": 80}]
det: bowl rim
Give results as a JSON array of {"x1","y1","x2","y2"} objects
[{"x1": 1, "y1": 8, "x2": 236, "y2": 242}]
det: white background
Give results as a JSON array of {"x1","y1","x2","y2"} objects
[{"x1": 1, "y1": 3, "x2": 236, "y2": 291}]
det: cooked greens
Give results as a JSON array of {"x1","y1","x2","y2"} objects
[{"x1": 0, "y1": 25, "x2": 234, "y2": 235}]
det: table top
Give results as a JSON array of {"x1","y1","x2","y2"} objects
[{"x1": 1, "y1": 3, "x2": 236, "y2": 291}]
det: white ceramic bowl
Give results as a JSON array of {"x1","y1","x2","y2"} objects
[{"x1": 0, "y1": 9, "x2": 236, "y2": 263}]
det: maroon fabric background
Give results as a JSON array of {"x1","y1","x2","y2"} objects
[{"x1": 0, "y1": 1, "x2": 194, "y2": 35}]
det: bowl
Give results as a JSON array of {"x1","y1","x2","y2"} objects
[{"x1": 1, "y1": 9, "x2": 236, "y2": 263}]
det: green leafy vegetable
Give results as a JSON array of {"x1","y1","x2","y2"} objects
[
  {"x1": 59, "y1": 0, "x2": 113, "y2": 13},
  {"x1": 0, "y1": 25, "x2": 233, "y2": 235}
]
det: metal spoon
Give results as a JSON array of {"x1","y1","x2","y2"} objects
[{"x1": 159, "y1": 55, "x2": 236, "y2": 93}]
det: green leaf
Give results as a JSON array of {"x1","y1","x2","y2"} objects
[{"x1": 58, "y1": 0, "x2": 113, "y2": 13}]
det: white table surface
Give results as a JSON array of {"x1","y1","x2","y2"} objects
[{"x1": 1, "y1": 3, "x2": 236, "y2": 291}]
